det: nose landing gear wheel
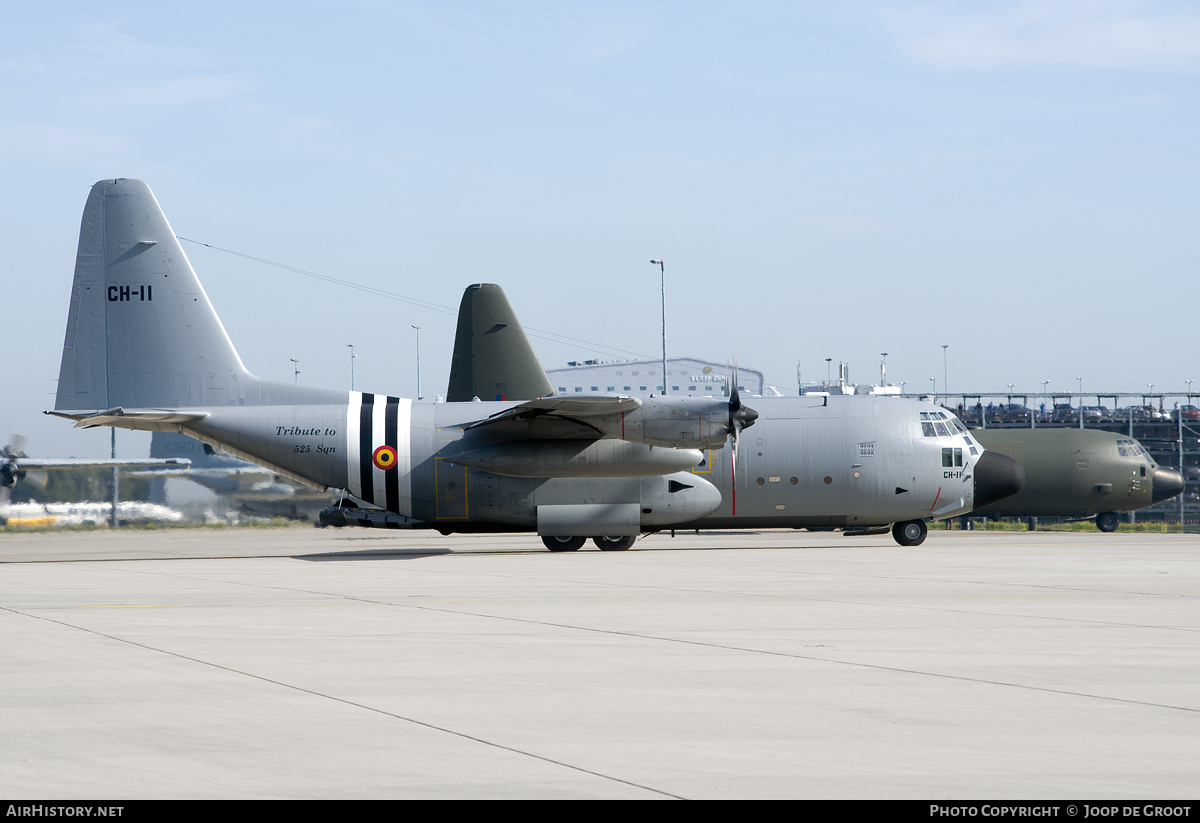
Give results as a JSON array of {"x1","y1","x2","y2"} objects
[
  {"x1": 892, "y1": 519, "x2": 928, "y2": 546},
  {"x1": 1095, "y1": 511, "x2": 1120, "y2": 533},
  {"x1": 593, "y1": 535, "x2": 636, "y2": 551},
  {"x1": 542, "y1": 535, "x2": 585, "y2": 552}
]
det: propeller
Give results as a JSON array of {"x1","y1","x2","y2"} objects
[
  {"x1": 725, "y1": 365, "x2": 759, "y2": 515},
  {"x1": 1, "y1": 435, "x2": 29, "y2": 504},
  {"x1": 2, "y1": 434, "x2": 28, "y2": 483}
]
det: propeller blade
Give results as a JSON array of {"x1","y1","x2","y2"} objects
[
  {"x1": 3, "y1": 434, "x2": 27, "y2": 459},
  {"x1": 730, "y1": 422, "x2": 738, "y2": 515},
  {"x1": 725, "y1": 362, "x2": 758, "y2": 516},
  {"x1": 726, "y1": 362, "x2": 759, "y2": 439}
]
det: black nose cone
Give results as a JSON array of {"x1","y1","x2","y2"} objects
[
  {"x1": 1152, "y1": 467, "x2": 1185, "y2": 504},
  {"x1": 974, "y1": 450, "x2": 1025, "y2": 509}
]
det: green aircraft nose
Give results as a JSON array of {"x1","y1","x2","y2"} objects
[
  {"x1": 974, "y1": 450, "x2": 1025, "y2": 509},
  {"x1": 1151, "y1": 467, "x2": 1185, "y2": 504}
]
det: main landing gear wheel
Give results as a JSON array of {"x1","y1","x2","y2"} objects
[
  {"x1": 542, "y1": 535, "x2": 585, "y2": 552},
  {"x1": 1095, "y1": 512, "x2": 1120, "y2": 533},
  {"x1": 593, "y1": 535, "x2": 636, "y2": 551},
  {"x1": 892, "y1": 519, "x2": 928, "y2": 547}
]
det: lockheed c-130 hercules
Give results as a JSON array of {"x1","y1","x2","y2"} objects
[
  {"x1": 969, "y1": 427, "x2": 1183, "y2": 532},
  {"x1": 48, "y1": 179, "x2": 1023, "y2": 548}
]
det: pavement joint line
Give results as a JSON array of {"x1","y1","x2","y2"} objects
[{"x1": 0, "y1": 603, "x2": 683, "y2": 800}]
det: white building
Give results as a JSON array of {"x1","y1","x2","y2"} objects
[{"x1": 546, "y1": 357, "x2": 776, "y2": 397}]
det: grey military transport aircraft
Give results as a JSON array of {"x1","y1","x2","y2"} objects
[{"x1": 47, "y1": 179, "x2": 1023, "y2": 548}]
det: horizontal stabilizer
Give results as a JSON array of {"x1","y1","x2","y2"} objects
[{"x1": 46, "y1": 408, "x2": 209, "y2": 430}]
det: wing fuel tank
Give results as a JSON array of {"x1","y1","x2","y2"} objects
[{"x1": 445, "y1": 439, "x2": 703, "y2": 478}]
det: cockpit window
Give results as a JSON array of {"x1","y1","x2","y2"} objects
[
  {"x1": 921, "y1": 410, "x2": 969, "y2": 437},
  {"x1": 1116, "y1": 438, "x2": 1147, "y2": 457}
]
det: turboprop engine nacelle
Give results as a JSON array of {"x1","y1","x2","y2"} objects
[{"x1": 595, "y1": 395, "x2": 746, "y2": 450}]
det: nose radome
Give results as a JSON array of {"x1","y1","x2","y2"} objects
[
  {"x1": 974, "y1": 450, "x2": 1024, "y2": 509},
  {"x1": 1151, "y1": 467, "x2": 1185, "y2": 504}
]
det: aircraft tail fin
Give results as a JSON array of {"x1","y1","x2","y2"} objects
[
  {"x1": 150, "y1": 431, "x2": 248, "y2": 470},
  {"x1": 446, "y1": 283, "x2": 555, "y2": 402},
  {"x1": 55, "y1": 179, "x2": 254, "y2": 412}
]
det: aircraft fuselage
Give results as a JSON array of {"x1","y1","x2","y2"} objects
[
  {"x1": 969, "y1": 427, "x2": 1183, "y2": 521},
  {"x1": 175, "y1": 393, "x2": 988, "y2": 533}
]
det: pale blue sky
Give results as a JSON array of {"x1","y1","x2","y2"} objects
[{"x1": 4, "y1": 1, "x2": 1198, "y2": 457}]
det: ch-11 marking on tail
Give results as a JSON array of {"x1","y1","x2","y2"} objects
[{"x1": 48, "y1": 179, "x2": 1023, "y2": 549}]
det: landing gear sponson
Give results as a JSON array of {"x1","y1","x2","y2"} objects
[{"x1": 542, "y1": 525, "x2": 934, "y2": 551}]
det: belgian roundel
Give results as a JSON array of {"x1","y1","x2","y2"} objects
[{"x1": 372, "y1": 444, "x2": 398, "y2": 471}]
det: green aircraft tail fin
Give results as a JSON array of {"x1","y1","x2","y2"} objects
[{"x1": 446, "y1": 284, "x2": 555, "y2": 402}]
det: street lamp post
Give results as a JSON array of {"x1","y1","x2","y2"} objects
[
  {"x1": 347, "y1": 344, "x2": 356, "y2": 391},
  {"x1": 942, "y1": 344, "x2": 948, "y2": 395},
  {"x1": 1077, "y1": 377, "x2": 1083, "y2": 429},
  {"x1": 110, "y1": 428, "x2": 119, "y2": 529},
  {"x1": 649, "y1": 260, "x2": 666, "y2": 395},
  {"x1": 412, "y1": 325, "x2": 422, "y2": 400},
  {"x1": 291, "y1": 358, "x2": 300, "y2": 384}
]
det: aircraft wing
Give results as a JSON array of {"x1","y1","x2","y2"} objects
[{"x1": 464, "y1": 395, "x2": 643, "y2": 432}]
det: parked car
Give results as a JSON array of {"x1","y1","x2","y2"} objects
[
  {"x1": 996, "y1": 403, "x2": 1032, "y2": 423},
  {"x1": 1173, "y1": 405, "x2": 1200, "y2": 421},
  {"x1": 1120, "y1": 405, "x2": 1164, "y2": 421},
  {"x1": 1052, "y1": 404, "x2": 1077, "y2": 423}
]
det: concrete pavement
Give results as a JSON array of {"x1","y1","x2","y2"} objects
[{"x1": 2, "y1": 527, "x2": 1197, "y2": 798}]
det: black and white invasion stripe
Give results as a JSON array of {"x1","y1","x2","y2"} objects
[{"x1": 346, "y1": 391, "x2": 412, "y2": 514}]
